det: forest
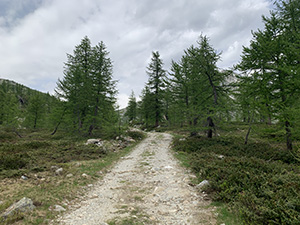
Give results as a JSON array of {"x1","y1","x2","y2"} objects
[{"x1": 0, "y1": 0, "x2": 299, "y2": 224}]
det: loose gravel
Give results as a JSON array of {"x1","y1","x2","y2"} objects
[{"x1": 56, "y1": 132, "x2": 216, "y2": 225}]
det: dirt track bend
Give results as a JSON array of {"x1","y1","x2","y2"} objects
[{"x1": 56, "y1": 132, "x2": 216, "y2": 225}]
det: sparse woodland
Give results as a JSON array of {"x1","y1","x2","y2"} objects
[{"x1": 0, "y1": 0, "x2": 299, "y2": 224}]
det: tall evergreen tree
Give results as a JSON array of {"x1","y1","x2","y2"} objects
[
  {"x1": 56, "y1": 36, "x2": 117, "y2": 135},
  {"x1": 56, "y1": 36, "x2": 92, "y2": 132},
  {"x1": 146, "y1": 51, "x2": 166, "y2": 127},
  {"x1": 87, "y1": 41, "x2": 117, "y2": 135},
  {"x1": 237, "y1": 0, "x2": 300, "y2": 149},
  {"x1": 168, "y1": 35, "x2": 229, "y2": 136}
]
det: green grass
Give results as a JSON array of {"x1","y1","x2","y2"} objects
[
  {"x1": 211, "y1": 202, "x2": 242, "y2": 225},
  {"x1": 0, "y1": 128, "x2": 145, "y2": 224},
  {"x1": 171, "y1": 123, "x2": 300, "y2": 225},
  {"x1": 107, "y1": 206, "x2": 152, "y2": 225}
]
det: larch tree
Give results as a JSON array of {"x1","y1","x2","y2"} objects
[
  {"x1": 125, "y1": 91, "x2": 137, "y2": 122},
  {"x1": 87, "y1": 41, "x2": 117, "y2": 135},
  {"x1": 139, "y1": 86, "x2": 155, "y2": 128},
  {"x1": 168, "y1": 35, "x2": 228, "y2": 137},
  {"x1": 146, "y1": 51, "x2": 166, "y2": 127},
  {"x1": 237, "y1": 0, "x2": 300, "y2": 150},
  {"x1": 26, "y1": 93, "x2": 45, "y2": 129},
  {"x1": 55, "y1": 36, "x2": 117, "y2": 135},
  {"x1": 56, "y1": 36, "x2": 92, "y2": 132}
]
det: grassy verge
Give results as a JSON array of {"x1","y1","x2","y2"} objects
[
  {"x1": 0, "y1": 129, "x2": 145, "y2": 225},
  {"x1": 171, "y1": 123, "x2": 300, "y2": 225}
]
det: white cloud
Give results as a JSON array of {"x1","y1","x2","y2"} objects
[{"x1": 0, "y1": 0, "x2": 272, "y2": 108}]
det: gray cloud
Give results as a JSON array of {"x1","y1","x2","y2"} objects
[{"x1": 0, "y1": 0, "x2": 272, "y2": 108}]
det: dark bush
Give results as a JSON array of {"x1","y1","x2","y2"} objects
[
  {"x1": 0, "y1": 153, "x2": 29, "y2": 170},
  {"x1": 23, "y1": 141, "x2": 51, "y2": 149}
]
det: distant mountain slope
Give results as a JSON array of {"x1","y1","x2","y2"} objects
[
  {"x1": 0, "y1": 78, "x2": 52, "y2": 106},
  {"x1": 0, "y1": 78, "x2": 60, "y2": 128}
]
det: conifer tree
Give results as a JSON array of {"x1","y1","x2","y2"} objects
[
  {"x1": 168, "y1": 35, "x2": 228, "y2": 136},
  {"x1": 146, "y1": 51, "x2": 166, "y2": 127},
  {"x1": 56, "y1": 36, "x2": 117, "y2": 135},
  {"x1": 26, "y1": 93, "x2": 45, "y2": 129},
  {"x1": 0, "y1": 85, "x2": 19, "y2": 127},
  {"x1": 88, "y1": 41, "x2": 117, "y2": 135},
  {"x1": 139, "y1": 87, "x2": 155, "y2": 128},
  {"x1": 237, "y1": 0, "x2": 300, "y2": 149},
  {"x1": 125, "y1": 91, "x2": 137, "y2": 122}
]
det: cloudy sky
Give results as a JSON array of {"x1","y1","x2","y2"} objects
[{"x1": 0, "y1": 0, "x2": 273, "y2": 108}]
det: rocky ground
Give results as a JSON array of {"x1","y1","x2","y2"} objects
[{"x1": 55, "y1": 132, "x2": 216, "y2": 225}]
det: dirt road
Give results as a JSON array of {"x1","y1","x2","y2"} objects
[{"x1": 57, "y1": 132, "x2": 216, "y2": 224}]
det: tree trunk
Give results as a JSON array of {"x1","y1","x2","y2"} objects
[
  {"x1": 244, "y1": 110, "x2": 255, "y2": 145},
  {"x1": 266, "y1": 103, "x2": 272, "y2": 125},
  {"x1": 207, "y1": 116, "x2": 215, "y2": 138},
  {"x1": 14, "y1": 128, "x2": 22, "y2": 138},
  {"x1": 206, "y1": 71, "x2": 218, "y2": 105},
  {"x1": 244, "y1": 126, "x2": 251, "y2": 145},
  {"x1": 193, "y1": 116, "x2": 198, "y2": 126},
  {"x1": 88, "y1": 96, "x2": 100, "y2": 136},
  {"x1": 285, "y1": 120, "x2": 292, "y2": 150},
  {"x1": 155, "y1": 96, "x2": 159, "y2": 127},
  {"x1": 279, "y1": 70, "x2": 292, "y2": 150},
  {"x1": 33, "y1": 111, "x2": 38, "y2": 129},
  {"x1": 51, "y1": 108, "x2": 66, "y2": 135}
]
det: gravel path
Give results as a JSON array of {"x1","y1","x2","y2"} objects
[{"x1": 57, "y1": 132, "x2": 216, "y2": 225}]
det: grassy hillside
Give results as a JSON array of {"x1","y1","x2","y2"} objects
[{"x1": 0, "y1": 128, "x2": 145, "y2": 224}]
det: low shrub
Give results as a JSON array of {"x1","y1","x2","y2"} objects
[
  {"x1": 0, "y1": 130, "x2": 16, "y2": 140},
  {"x1": 0, "y1": 153, "x2": 29, "y2": 170},
  {"x1": 23, "y1": 141, "x2": 51, "y2": 149},
  {"x1": 126, "y1": 130, "x2": 145, "y2": 141},
  {"x1": 172, "y1": 136, "x2": 300, "y2": 224}
]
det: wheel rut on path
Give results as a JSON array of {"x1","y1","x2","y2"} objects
[{"x1": 57, "y1": 132, "x2": 216, "y2": 225}]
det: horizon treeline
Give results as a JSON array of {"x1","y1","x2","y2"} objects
[{"x1": 126, "y1": 0, "x2": 300, "y2": 150}]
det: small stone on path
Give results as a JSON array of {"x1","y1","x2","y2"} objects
[{"x1": 53, "y1": 205, "x2": 66, "y2": 212}]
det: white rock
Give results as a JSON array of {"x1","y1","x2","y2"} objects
[
  {"x1": 21, "y1": 175, "x2": 28, "y2": 180},
  {"x1": 66, "y1": 173, "x2": 73, "y2": 178},
  {"x1": 164, "y1": 165, "x2": 173, "y2": 169},
  {"x1": 196, "y1": 180, "x2": 210, "y2": 189},
  {"x1": 82, "y1": 173, "x2": 89, "y2": 178},
  {"x1": 2, "y1": 197, "x2": 35, "y2": 218},
  {"x1": 51, "y1": 165, "x2": 59, "y2": 171},
  {"x1": 55, "y1": 168, "x2": 63, "y2": 175},
  {"x1": 53, "y1": 205, "x2": 66, "y2": 212},
  {"x1": 90, "y1": 194, "x2": 98, "y2": 199},
  {"x1": 96, "y1": 141, "x2": 104, "y2": 147},
  {"x1": 218, "y1": 155, "x2": 225, "y2": 159},
  {"x1": 86, "y1": 139, "x2": 101, "y2": 145}
]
